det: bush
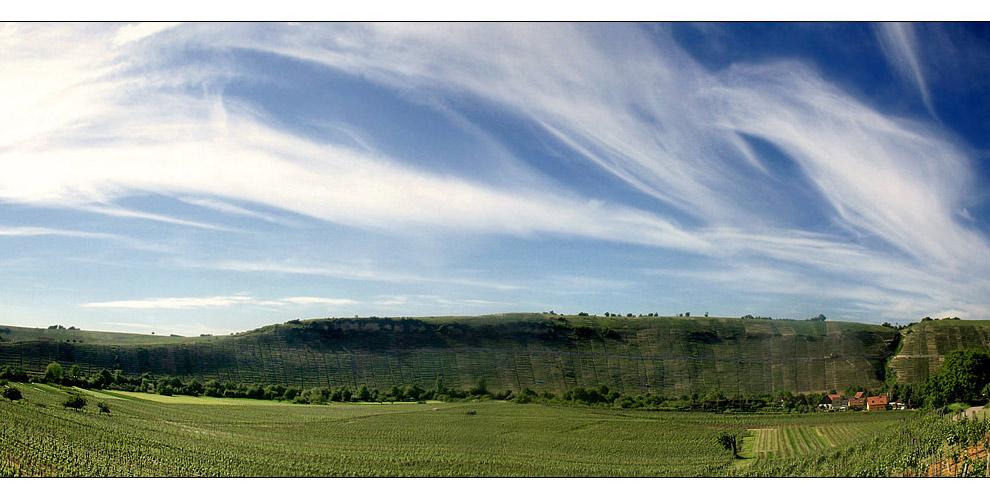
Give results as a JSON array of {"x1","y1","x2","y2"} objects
[
  {"x1": 63, "y1": 395, "x2": 87, "y2": 409},
  {"x1": 356, "y1": 385, "x2": 371, "y2": 402},
  {"x1": 0, "y1": 366, "x2": 28, "y2": 382},
  {"x1": 469, "y1": 377, "x2": 488, "y2": 396},
  {"x1": 282, "y1": 387, "x2": 300, "y2": 401},
  {"x1": 2, "y1": 387, "x2": 22, "y2": 401},
  {"x1": 44, "y1": 362, "x2": 63, "y2": 383},
  {"x1": 98, "y1": 401, "x2": 110, "y2": 414}
]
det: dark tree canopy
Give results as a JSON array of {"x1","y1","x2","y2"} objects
[
  {"x1": 2, "y1": 386, "x2": 22, "y2": 401},
  {"x1": 44, "y1": 362, "x2": 63, "y2": 383},
  {"x1": 925, "y1": 348, "x2": 990, "y2": 407}
]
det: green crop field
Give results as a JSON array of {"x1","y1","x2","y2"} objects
[
  {"x1": 0, "y1": 382, "x2": 914, "y2": 477},
  {"x1": 738, "y1": 412, "x2": 909, "y2": 460},
  {"x1": 0, "y1": 315, "x2": 901, "y2": 397}
]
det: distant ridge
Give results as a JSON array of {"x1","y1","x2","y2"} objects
[{"x1": 0, "y1": 314, "x2": 902, "y2": 396}]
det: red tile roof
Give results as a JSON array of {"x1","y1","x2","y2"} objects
[{"x1": 866, "y1": 395, "x2": 888, "y2": 406}]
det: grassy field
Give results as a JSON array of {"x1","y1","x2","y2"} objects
[
  {"x1": 0, "y1": 382, "x2": 914, "y2": 477},
  {"x1": 0, "y1": 314, "x2": 900, "y2": 397}
]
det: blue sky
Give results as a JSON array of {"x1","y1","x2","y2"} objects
[{"x1": 1, "y1": 22, "x2": 989, "y2": 335}]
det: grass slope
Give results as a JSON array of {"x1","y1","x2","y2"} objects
[
  {"x1": 0, "y1": 314, "x2": 899, "y2": 396},
  {"x1": 0, "y1": 382, "x2": 911, "y2": 477}
]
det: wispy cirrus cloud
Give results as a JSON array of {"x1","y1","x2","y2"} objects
[
  {"x1": 257, "y1": 297, "x2": 359, "y2": 307},
  {"x1": 206, "y1": 23, "x2": 986, "y2": 317},
  {"x1": 220, "y1": 23, "x2": 983, "y2": 258},
  {"x1": 875, "y1": 22, "x2": 936, "y2": 117},
  {"x1": 203, "y1": 259, "x2": 525, "y2": 291},
  {"x1": 2, "y1": 23, "x2": 987, "y2": 324},
  {"x1": 178, "y1": 196, "x2": 290, "y2": 225},
  {"x1": 113, "y1": 22, "x2": 182, "y2": 46},
  {"x1": 0, "y1": 23, "x2": 707, "y2": 253},
  {"x1": 82, "y1": 295, "x2": 255, "y2": 309},
  {"x1": 83, "y1": 294, "x2": 359, "y2": 310},
  {"x1": 0, "y1": 225, "x2": 169, "y2": 252},
  {"x1": 373, "y1": 295, "x2": 512, "y2": 310}
]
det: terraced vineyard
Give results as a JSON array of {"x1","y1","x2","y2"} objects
[
  {"x1": 889, "y1": 320, "x2": 990, "y2": 385},
  {"x1": 0, "y1": 315, "x2": 900, "y2": 396},
  {"x1": 0, "y1": 382, "x2": 913, "y2": 477}
]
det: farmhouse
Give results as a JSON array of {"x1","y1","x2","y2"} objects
[
  {"x1": 848, "y1": 391, "x2": 865, "y2": 409},
  {"x1": 866, "y1": 395, "x2": 888, "y2": 411},
  {"x1": 819, "y1": 394, "x2": 849, "y2": 411}
]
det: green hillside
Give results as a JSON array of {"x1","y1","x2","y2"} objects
[
  {"x1": 889, "y1": 320, "x2": 990, "y2": 385},
  {"x1": 0, "y1": 314, "x2": 900, "y2": 396}
]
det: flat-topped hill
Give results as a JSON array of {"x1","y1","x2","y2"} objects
[{"x1": 0, "y1": 314, "x2": 899, "y2": 396}]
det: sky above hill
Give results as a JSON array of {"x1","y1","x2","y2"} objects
[{"x1": 1, "y1": 22, "x2": 989, "y2": 335}]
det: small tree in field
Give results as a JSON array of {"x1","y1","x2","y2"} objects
[
  {"x1": 715, "y1": 431, "x2": 739, "y2": 458},
  {"x1": 2, "y1": 387, "x2": 22, "y2": 401},
  {"x1": 63, "y1": 394, "x2": 87, "y2": 410},
  {"x1": 98, "y1": 401, "x2": 110, "y2": 414}
]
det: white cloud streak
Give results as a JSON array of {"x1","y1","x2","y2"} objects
[
  {"x1": 83, "y1": 295, "x2": 255, "y2": 309},
  {"x1": 0, "y1": 225, "x2": 168, "y2": 252},
  {"x1": 83, "y1": 294, "x2": 359, "y2": 310},
  {"x1": 178, "y1": 196, "x2": 287, "y2": 225},
  {"x1": 205, "y1": 259, "x2": 525, "y2": 291},
  {"x1": 114, "y1": 22, "x2": 182, "y2": 46},
  {"x1": 875, "y1": 22, "x2": 936, "y2": 117}
]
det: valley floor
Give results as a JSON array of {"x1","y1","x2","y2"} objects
[{"x1": 0, "y1": 383, "x2": 916, "y2": 477}]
